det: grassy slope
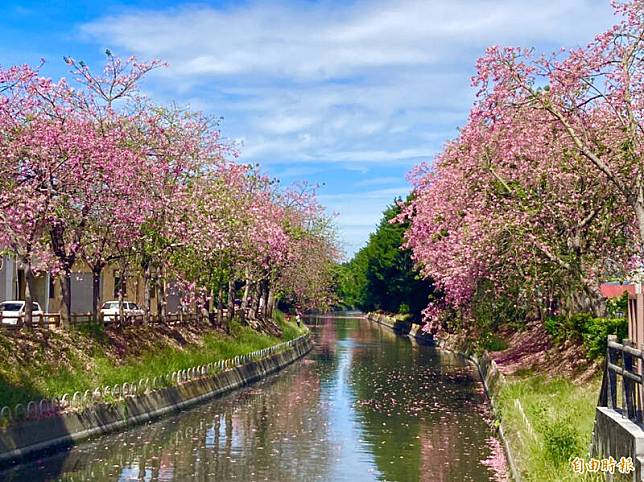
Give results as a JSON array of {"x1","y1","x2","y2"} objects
[
  {"x1": 0, "y1": 313, "x2": 307, "y2": 408},
  {"x1": 441, "y1": 320, "x2": 609, "y2": 481},
  {"x1": 497, "y1": 372, "x2": 606, "y2": 482}
]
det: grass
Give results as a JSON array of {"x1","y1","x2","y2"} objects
[
  {"x1": 393, "y1": 312, "x2": 412, "y2": 322},
  {"x1": 274, "y1": 309, "x2": 308, "y2": 340},
  {"x1": 478, "y1": 332, "x2": 508, "y2": 353},
  {"x1": 75, "y1": 323, "x2": 281, "y2": 389},
  {"x1": 496, "y1": 372, "x2": 609, "y2": 481},
  {"x1": 0, "y1": 313, "x2": 307, "y2": 408}
]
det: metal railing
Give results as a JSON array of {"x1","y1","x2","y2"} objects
[
  {"x1": 0, "y1": 313, "x2": 61, "y2": 329},
  {"x1": 0, "y1": 333, "x2": 310, "y2": 423},
  {"x1": 598, "y1": 335, "x2": 643, "y2": 422},
  {"x1": 69, "y1": 312, "x2": 205, "y2": 327},
  {"x1": 0, "y1": 311, "x2": 232, "y2": 329}
]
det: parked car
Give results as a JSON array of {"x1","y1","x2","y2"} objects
[
  {"x1": 0, "y1": 300, "x2": 43, "y2": 324},
  {"x1": 100, "y1": 301, "x2": 145, "y2": 322}
]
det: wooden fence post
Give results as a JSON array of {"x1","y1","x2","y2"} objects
[
  {"x1": 607, "y1": 335, "x2": 618, "y2": 410},
  {"x1": 639, "y1": 343, "x2": 644, "y2": 422},
  {"x1": 624, "y1": 339, "x2": 635, "y2": 419},
  {"x1": 637, "y1": 290, "x2": 644, "y2": 346},
  {"x1": 598, "y1": 357, "x2": 609, "y2": 407}
]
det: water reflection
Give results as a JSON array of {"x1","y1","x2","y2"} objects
[{"x1": 2, "y1": 315, "x2": 504, "y2": 482}]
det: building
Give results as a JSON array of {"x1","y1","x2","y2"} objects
[
  {"x1": 0, "y1": 256, "x2": 50, "y2": 311},
  {"x1": 0, "y1": 255, "x2": 180, "y2": 314},
  {"x1": 599, "y1": 282, "x2": 636, "y2": 299}
]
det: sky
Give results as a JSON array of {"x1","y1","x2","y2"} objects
[{"x1": 0, "y1": 0, "x2": 616, "y2": 258}]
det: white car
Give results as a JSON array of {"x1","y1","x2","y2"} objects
[
  {"x1": 0, "y1": 301, "x2": 43, "y2": 324},
  {"x1": 100, "y1": 301, "x2": 145, "y2": 321}
]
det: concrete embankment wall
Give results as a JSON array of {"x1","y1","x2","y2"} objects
[
  {"x1": 365, "y1": 312, "x2": 434, "y2": 344},
  {"x1": 467, "y1": 351, "x2": 522, "y2": 482},
  {"x1": 591, "y1": 407, "x2": 644, "y2": 481},
  {"x1": 365, "y1": 312, "x2": 521, "y2": 482},
  {"x1": 0, "y1": 334, "x2": 313, "y2": 466}
]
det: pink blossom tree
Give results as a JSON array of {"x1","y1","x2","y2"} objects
[
  {"x1": 0, "y1": 53, "x2": 339, "y2": 328},
  {"x1": 0, "y1": 64, "x2": 71, "y2": 324},
  {"x1": 472, "y1": 0, "x2": 643, "y2": 247},
  {"x1": 402, "y1": 1, "x2": 641, "y2": 332}
]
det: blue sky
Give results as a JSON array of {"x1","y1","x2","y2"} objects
[{"x1": 0, "y1": 1, "x2": 615, "y2": 258}]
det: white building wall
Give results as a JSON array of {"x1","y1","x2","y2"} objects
[
  {"x1": 0, "y1": 256, "x2": 16, "y2": 302},
  {"x1": 70, "y1": 272, "x2": 93, "y2": 313}
]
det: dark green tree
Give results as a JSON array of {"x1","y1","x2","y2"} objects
[{"x1": 336, "y1": 198, "x2": 433, "y2": 320}]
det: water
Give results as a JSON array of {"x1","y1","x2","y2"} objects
[{"x1": 2, "y1": 315, "x2": 506, "y2": 481}]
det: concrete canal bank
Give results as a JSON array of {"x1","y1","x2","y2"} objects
[
  {"x1": 365, "y1": 312, "x2": 434, "y2": 344},
  {"x1": 0, "y1": 334, "x2": 313, "y2": 466},
  {"x1": 5, "y1": 314, "x2": 513, "y2": 481}
]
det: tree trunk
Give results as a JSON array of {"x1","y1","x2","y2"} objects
[
  {"x1": 198, "y1": 289, "x2": 209, "y2": 323},
  {"x1": 217, "y1": 285, "x2": 224, "y2": 325},
  {"x1": 20, "y1": 258, "x2": 34, "y2": 327},
  {"x1": 91, "y1": 265, "x2": 102, "y2": 323},
  {"x1": 262, "y1": 281, "x2": 270, "y2": 319},
  {"x1": 142, "y1": 262, "x2": 152, "y2": 323},
  {"x1": 49, "y1": 224, "x2": 76, "y2": 327},
  {"x1": 248, "y1": 283, "x2": 257, "y2": 320},
  {"x1": 227, "y1": 279, "x2": 235, "y2": 322},
  {"x1": 240, "y1": 279, "x2": 250, "y2": 324},
  {"x1": 118, "y1": 280, "x2": 125, "y2": 324},
  {"x1": 254, "y1": 283, "x2": 263, "y2": 319},
  {"x1": 155, "y1": 276, "x2": 163, "y2": 322},
  {"x1": 208, "y1": 287, "x2": 216, "y2": 324},
  {"x1": 194, "y1": 287, "x2": 200, "y2": 319},
  {"x1": 58, "y1": 274, "x2": 72, "y2": 326},
  {"x1": 161, "y1": 276, "x2": 168, "y2": 321},
  {"x1": 266, "y1": 287, "x2": 275, "y2": 319},
  {"x1": 157, "y1": 264, "x2": 167, "y2": 323}
]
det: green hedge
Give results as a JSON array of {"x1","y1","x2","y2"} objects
[{"x1": 544, "y1": 313, "x2": 627, "y2": 360}]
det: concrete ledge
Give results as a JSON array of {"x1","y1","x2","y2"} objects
[
  {"x1": 0, "y1": 335, "x2": 313, "y2": 466},
  {"x1": 435, "y1": 338, "x2": 521, "y2": 482},
  {"x1": 592, "y1": 407, "x2": 644, "y2": 481},
  {"x1": 469, "y1": 352, "x2": 522, "y2": 482},
  {"x1": 365, "y1": 312, "x2": 434, "y2": 345}
]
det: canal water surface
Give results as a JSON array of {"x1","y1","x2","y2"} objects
[{"x1": 3, "y1": 315, "x2": 507, "y2": 481}]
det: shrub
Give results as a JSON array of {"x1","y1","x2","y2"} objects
[
  {"x1": 582, "y1": 316, "x2": 627, "y2": 359},
  {"x1": 543, "y1": 313, "x2": 589, "y2": 344},
  {"x1": 545, "y1": 313, "x2": 627, "y2": 360},
  {"x1": 542, "y1": 419, "x2": 581, "y2": 464},
  {"x1": 478, "y1": 332, "x2": 508, "y2": 352},
  {"x1": 543, "y1": 316, "x2": 561, "y2": 339}
]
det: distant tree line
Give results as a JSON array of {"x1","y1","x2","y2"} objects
[{"x1": 334, "y1": 200, "x2": 433, "y2": 321}]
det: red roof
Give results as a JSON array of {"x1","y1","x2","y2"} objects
[{"x1": 600, "y1": 283, "x2": 636, "y2": 298}]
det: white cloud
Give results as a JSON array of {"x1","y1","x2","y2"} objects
[
  {"x1": 317, "y1": 147, "x2": 437, "y2": 163},
  {"x1": 259, "y1": 114, "x2": 317, "y2": 135},
  {"x1": 79, "y1": 0, "x2": 615, "y2": 255},
  {"x1": 82, "y1": 1, "x2": 612, "y2": 81},
  {"x1": 355, "y1": 176, "x2": 402, "y2": 187}
]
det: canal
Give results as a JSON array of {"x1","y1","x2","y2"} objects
[{"x1": 3, "y1": 315, "x2": 507, "y2": 481}]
